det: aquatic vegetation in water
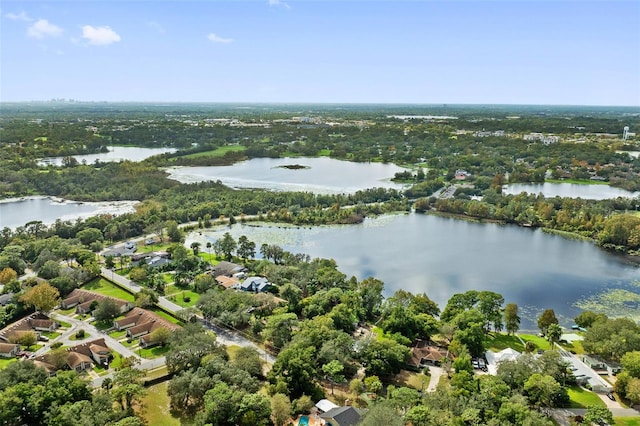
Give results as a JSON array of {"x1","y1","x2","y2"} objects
[{"x1": 575, "y1": 286, "x2": 640, "y2": 322}]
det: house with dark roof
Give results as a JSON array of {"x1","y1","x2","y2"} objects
[
  {"x1": 33, "y1": 338, "x2": 112, "y2": 374},
  {"x1": 0, "y1": 313, "x2": 58, "y2": 343},
  {"x1": 130, "y1": 251, "x2": 170, "y2": 268},
  {"x1": 409, "y1": 341, "x2": 450, "y2": 368},
  {"x1": 211, "y1": 261, "x2": 246, "y2": 278},
  {"x1": 114, "y1": 308, "x2": 180, "y2": 348},
  {"x1": 61, "y1": 289, "x2": 134, "y2": 314},
  {"x1": 240, "y1": 276, "x2": 271, "y2": 293},
  {"x1": 0, "y1": 342, "x2": 20, "y2": 358},
  {"x1": 319, "y1": 406, "x2": 364, "y2": 426}
]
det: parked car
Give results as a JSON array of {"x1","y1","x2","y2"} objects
[
  {"x1": 607, "y1": 393, "x2": 615, "y2": 401},
  {"x1": 38, "y1": 335, "x2": 49, "y2": 342},
  {"x1": 125, "y1": 242, "x2": 136, "y2": 250}
]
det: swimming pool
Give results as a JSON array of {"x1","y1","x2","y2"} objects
[{"x1": 298, "y1": 415, "x2": 309, "y2": 426}]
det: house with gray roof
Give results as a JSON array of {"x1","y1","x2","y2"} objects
[{"x1": 240, "y1": 276, "x2": 271, "y2": 293}]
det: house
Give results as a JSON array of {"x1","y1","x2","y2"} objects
[
  {"x1": 409, "y1": 341, "x2": 449, "y2": 368},
  {"x1": 0, "y1": 313, "x2": 58, "y2": 343},
  {"x1": 130, "y1": 251, "x2": 170, "y2": 268},
  {"x1": 240, "y1": 276, "x2": 271, "y2": 293},
  {"x1": 485, "y1": 348, "x2": 521, "y2": 375},
  {"x1": 455, "y1": 169, "x2": 470, "y2": 180},
  {"x1": 316, "y1": 399, "x2": 339, "y2": 413},
  {"x1": 211, "y1": 261, "x2": 246, "y2": 278},
  {"x1": 61, "y1": 289, "x2": 134, "y2": 315},
  {"x1": 319, "y1": 406, "x2": 364, "y2": 426},
  {"x1": 215, "y1": 275, "x2": 239, "y2": 290},
  {"x1": 114, "y1": 308, "x2": 180, "y2": 348},
  {"x1": 0, "y1": 343, "x2": 20, "y2": 358},
  {"x1": 582, "y1": 355, "x2": 607, "y2": 371},
  {"x1": 33, "y1": 338, "x2": 112, "y2": 374}
]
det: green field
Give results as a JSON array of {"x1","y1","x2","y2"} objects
[
  {"x1": 83, "y1": 278, "x2": 135, "y2": 302},
  {"x1": 151, "y1": 308, "x2": 183, "y2": 325},
  {"x1": 484, "y1": 333, "x2": 525, "y2": 352},
  {"x1": 546, "y1": 178, "x2": 609, "y2": 185},
  {"x1": 567, "y1": 385, "x2": 606, "y2": 408},
  {"x1": 180, "y1": 145, "x2": 246, "y2": 159},
  {"x1": 164, "y1": 289, "x2": 200, "y2": 308},
  {"x1": 519, "y1": 333, "x2": 551, "y2": 351},
  {"x1": 615, "y1": 417, "x2": 640, "y2": 426},
  {"x1": 0, "y1": 358, "x2": 17, "y2": 370},
  {"x1": 139, "y1": 345, "x2": 170, "y2": 359},
  {"x1": 140, "y1": 381, "x2": 182, "y2": 426}
]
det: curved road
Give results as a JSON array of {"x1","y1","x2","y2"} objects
[{"x1": 100, "y1": 268, "x2": 276, "y2": 364}]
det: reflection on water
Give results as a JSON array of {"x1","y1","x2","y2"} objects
[
  {"x1": 187, "y1": 214, "x2": 640, "y2": 329},
  {"x1": 166, "y1": 157, "x2": 408, "y2": 194},
  {"x1": 503, "y1": 182, "x2": 639, "y2": 200}
]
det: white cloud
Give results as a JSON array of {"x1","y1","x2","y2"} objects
[
  {"x1": 81, "y1": 25, "x2": 121, "y2": 46},
  {"x1": 27, "y1": 19, "x2": 63, "y2": 39},
  {"x1": 207, "y1": 33, "x2": 233, "y2": 44},
  {"x1": 6, "y1": 11, "x2": 32, "y2": 22},
  {"x1": 268, "y1": 0, "x2": 290, "y2": 9}
]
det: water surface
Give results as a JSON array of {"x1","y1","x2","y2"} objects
[
  {"x1": 38, "y1": 146, "x2": 177, "y2": 166},
  {"x1": 166, "y1": 157, "x2": 408, "y2": 194},
  {"x1": 0, "y1": 197, "x2": 138, "y2": 229},
  {"x1": 188, "y1": 214, "x2": 640, "y2": 328},
  {"x1": 503, "y1": 182, "x2": 638, "y2": 200}
]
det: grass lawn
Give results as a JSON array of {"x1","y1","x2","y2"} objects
[
  {"x1": 0, "y1": 358, "x2": 17, "y2": 369},
  {"x1": 161, "y1": 273, "x2": 175, "y2": 284},
  {"x1": 25, "y1": 344, "x2": 43, "y2": 351},
  {"x1": 151, "y1": 309, "x2": 183, "y2": 325},
  {"x1": 139, "y1": 243, "x2": 172, "y2": 253},
  {"x1": 139, "y1": 345, "x2": 170, "y2": 359},
  {"x1": 546, "y1": 178, "x2": 609, "y2": 185},
  {"x1": 69, "y1": 333, "x2": 90, "y2": 341},
  {"x1": 109, "y1": 330, "x2": 127, "y2": 339},
  {"x1": 615, "y1": 417, "x2": 640, "y2": 426},
  {"x1": 519, "y1": 333, "x2": 551, "y2": 351},
  {"x1": 57, "y1": 320, "x2": 72, "y2": 328},
  {"x1": 83, "y1": 278, "x2": 135, "y2": 302},
  {"x1": 41, "y1": 331, "x2": 61, "y2": 339},
  {"x1": 144, "y1": 365, "x2": 170, "y2": 382},
  {"x1": 180, "y1": 145, "x2": 246, "y2": 159},
  {"x1": 484, "y1": 333, "x2": 525, "y2": 352},
  {"x1": 391, "y1": 370, "x2": 430, "y2": 391},
  {"x1": 567, "y1": 385, "x2": 606, "y2": 408},
  {"x1": 121, "y1": 339, "x2": 137, "y2": 348},
  {"x1": 318, "y1": 149, "x2": 331, "y2": 156},
  {"x1": 58, "y1": 307, "x2": 76, "y2": 316},
  {"x1": 165, "y1": 290, "x2": 200, "y2": 308},
  {"x1": 140, "y1": 381, "x2": 183, "y2": 426},
  {"x1": 560, "y1": 339, "x2": 586, "y2": 355}
]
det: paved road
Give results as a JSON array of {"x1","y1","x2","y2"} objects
[{"x1": 99, "y1": 267, "x2": 276, "y2": 364}]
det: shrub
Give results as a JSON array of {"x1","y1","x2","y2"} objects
[{"x1": 76, "y1": 329, "x2": 85, "y2": 338}]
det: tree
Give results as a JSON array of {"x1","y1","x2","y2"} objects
[
  {"x1": 166, "y1": 221, "x2": 183, "y2": 243},
  {"x1": 135, "y1": 287, "x2": 158, "y2": 308},
  {"x1": 19, "y1": 282, "x2": 60, "y2": 312},
  {"x1": 12, "y1": 330, "x2": 37, "y2": 348},
  {"x1": 190, "y1": 241, "x2": 201, "y2": 256},
  {"x1": 0, "y1": 267, "x2": 18, "y2": 284},
  {"x1": 504, "y1": 303, "x2": 521, "y2": 335},
  {"x1": 583, "y1": 405, "x2": 614, "y2": 426},
  {"x1": 523, "y1": 373, "x2": 567, "y2": 408},
  {"x1": 621, "y1": 351, "x2": 640, "y2": 378},
  {"x1": 233, "y1": 347, "x2": 263, "y2": 377},
  {"x1": 239, "y1": 392, "x2": 271, "y2": 426},
  {"x1": 111, "y1": 368, "x2": 146, "y2": 413},
  {"x1": 149, "y1": 327, "x2": 171, "y2": 346},
  {"x1": 359, "y1": 400, "x2": 404, "y2": 426},
  {"x1": 546, "y1": 323, "x2": 563, "y2": 348},
  {"x1": 237, "y1": 235, "x2": 256, "y2": 261},
  {"x1": 537, "y1": 309, "x2": 558, "y2": 335},
  {"x1": 270, "y1": 393, "x2": 292, "y2": 426},
  {"x1": 349, "y1": 378, "x2": 364, "y2": 397},
  {"x1": 574, "y1": 311, "x2": 607, "y2": 329},
  {"x1": 219, "y1": 232, "x2": 237, "y2": 261},
  {"x1": 105, "y1": 255, "x2": 115, "y2": 269},
  {"x1": 364, "y1": 375, "x2": 383, "y2": 396},
  {"x1": 93, "y1": 298, "x2": 120, "y2": 321},
  {"x1": 322, "y1": 360, "x2": 345, "y2": 396}
]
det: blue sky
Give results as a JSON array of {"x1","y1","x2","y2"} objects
[{"x1": 1, "y1": 1, "x2": 639, "y2": 105}]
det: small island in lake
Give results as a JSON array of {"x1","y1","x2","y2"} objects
[{"x1": 276, "y1": 164, "x2": 310, "y2": 170}]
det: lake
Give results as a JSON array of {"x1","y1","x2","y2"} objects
[
  {"x1": 0, "y1": 197, "x2": 138, "y2": 229},
  {"x1": 503, "y1": 182, "x2": 639, "y2": 200},
  {"x1": 165, "y1": 157, "x2": 408, "y2": 193},
  {"x1": 187, "y1": 213, "x2": 640, "y2": 329},
  {"x1": 38, "y1": 146, "x2": 177, "y2": 166}
]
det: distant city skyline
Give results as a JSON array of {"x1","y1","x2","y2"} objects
[{"x1": 2, "y1": 1, "x2": 639, "y2": 106}]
